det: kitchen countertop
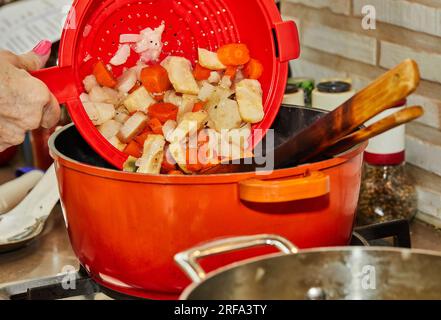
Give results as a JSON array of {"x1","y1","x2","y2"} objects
[{"x1": 1, "y1": 163, "x2": 441, "y2": 286}]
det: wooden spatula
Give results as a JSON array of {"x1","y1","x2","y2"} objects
[
  {"x1": 201, "y1": 59, "x2": 420, "y2": 174},
  {"x1": 324, "y1": 106, "x2": 424, "y2": 157}
]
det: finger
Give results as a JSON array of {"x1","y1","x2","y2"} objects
[
  {"x1": 40, "y1": 92, "x2": 61, "y2": 129},
  {"x1": 0, "y1": 121, "x2": 26, "y2": 146},
  {"x1": 0, "y1": 40, "x2": 52, "y2": 71}
]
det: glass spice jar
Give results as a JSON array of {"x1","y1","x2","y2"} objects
[{"x1": 357, "y1": 100, "x2": 418, "y2": 226}]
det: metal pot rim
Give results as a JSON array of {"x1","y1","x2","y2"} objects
[
  {"x1": 179, "y1": 246, "x2": 441, "y2": 300},
  {"x1": 48, "y1": 123, "x2": 367, "y2": 185}
]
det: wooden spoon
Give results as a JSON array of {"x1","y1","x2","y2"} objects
[
  {"x1": 324, "y1": 106, "x2": 424, "y2": 157},
  {"x1": 201, "y1": 59, "x2": 420, "y2": 174}
]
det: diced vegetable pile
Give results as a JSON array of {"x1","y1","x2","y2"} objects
[{"x1": 80, "y1": 23, "x2": 265, "y2": 175}]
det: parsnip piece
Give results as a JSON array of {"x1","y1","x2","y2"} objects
[
  {"x1": 198, "y1": 48, "x2": 226, "y2": 70},
  {"x1": 136, "y1": 135, "x2": 166, "y2": 174},
  {"x1": 108, "y1": 136, "x2": 127, "y2": 151},
  {"x1": 168, "y1": 111, "x2": 209, "y2": 143},
  {"x1": 117, "y1": 111, "x2": 148, "y2": 143},
  {"x1": 161, "y1": 56, "x2": 199, "y2": 95},
  {"x1": 208, "y1": 99, "x2": 242, "y2": 132},
  {"x1": 98, "y1": 120, "x2": 122, "y2": 139},
  {"x1": 123, "y1": 86, "x2": 155, "y2": 113},
  {"x1": 83, "y1": 102, "x2": 115, "y2": 126},
  {"x1": 235, "y1": 79, "x2": 264, "y2": 123},
  {"x1": 168, "y1": 142, "x2": 190, "y2": 174}
]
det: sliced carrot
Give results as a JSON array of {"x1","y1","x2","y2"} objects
[
  {"x1": 128, "y1": 82, "x2": 142, "y2": 94},
  {"x1": 147, "y1": 118, "x2": 163, "y2": 135},
  {"x1": 140, "y1": 65, "x2": 171, "y2": 94},
  {"x1": 148, "y1": 103, "x2": 179, "y2": 123},
  {"x1": 124, "y1": 140, "x2": 142, "y2": 158},
  {"x1": 244, "y1": 58, "x2": 264, "y2": 80},
  {"x1": 168, "y1": 170, "x2": 184, "y2": 175},
  {"x1": 224, "y1": 66, "x2": 238, "y2": 79},
  {"x1": 93, "y1": 61, "x2": 117, "y2": 88},
  {"x1": 193, "y1": 63, "x2": 211, "y2": 81},
  {"x1": 217, "y1": 43, "x2": 251, "y2": 66},
  {"x1": 134, "y1": 130, "x2": 153, "y2": 145},
  {"x1": 192, "y1": 101, "x2": 205, "y2": 113}
]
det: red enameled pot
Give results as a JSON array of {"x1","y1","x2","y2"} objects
[{"x1": 49, "y1": 106, "x2": 366, "y2": 299}]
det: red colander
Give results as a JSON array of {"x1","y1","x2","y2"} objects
[{"x1": 33, "y1": 0, "x2": 300, "y2": 170}]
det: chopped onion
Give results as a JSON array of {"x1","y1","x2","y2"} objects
[
  {"x1": 120, "y1": 34, "x2": 142, "y2": 43},
  {"x1": 110, "y1": 44, "x2": 131, "y2": 66}
]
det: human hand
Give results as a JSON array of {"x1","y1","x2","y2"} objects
[{"x1": 0, "y1": 40, "x2": 60, "y2": 151}]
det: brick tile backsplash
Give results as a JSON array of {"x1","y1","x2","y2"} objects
[
  {"x1": 281, "y1": 0, "x2": 441, "y2": 225},
  {"x1": 301, "y1": 24, "x2": 378, "y2": 65},
  {"x1": 353, "y1": 0, "x2": 441, "y2": 37},
  {"x1": 284, "y1": 0, "x2": 351, "y2": 16},
  {"x1": 380, "y1": 41, "x2": 441, "y2": 83},
  {"x1": 406, "y1": 122, "x2": 441, "y2": 177}
]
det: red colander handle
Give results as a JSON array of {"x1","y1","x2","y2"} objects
[
  {"x1": 274, "y1": 21, "x2": 300, "y2": 62},
  {"x1": 31, "y1": 66, "x2": 77, "y2": 104}
]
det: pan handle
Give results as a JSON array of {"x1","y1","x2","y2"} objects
[
  {"x1": 239, "y1": 171, "x2": 330, "y2": 203},
  {"x1": 175, "y1": 234, "x2": 298, "y2": 284}
]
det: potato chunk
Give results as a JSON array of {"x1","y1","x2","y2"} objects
[
  {"x1": 108, "y1": 136, "x2": 127, "y2": 151},
  {"x1": 161, "y1": 56, "x2": 199, "y2": 95},
  {"x1": 208, "y1": 99, "x2": 242, "y2": 132},
  {"x1": 123, "y1": 86, "x2": 156, "y2": 113},
  {"x1": 98, "y1": 120, "x2": 122, "y2": 139},
  {"x1": 83, "y1": 102, "x2": 115, "y2": 126},
  {"x1": 136, "y1": 135, "x2": 166, "y2": 174},
  {"x1": 198, "y1": 48, "x2": 226, "y2": 70},
  {"x1": 118, "y1": 112, "x2": 148, "y2": 143},
  {"x1": 235, "y1": 79, "x2": 264, "y2": 123}
]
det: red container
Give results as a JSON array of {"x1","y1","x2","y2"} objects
[
  {"x1": 49, "y1": 107, "x2": 366, "y2": 299},
  {"x1": 34, "y1": 0, "x2": 300, "y2": 169}
]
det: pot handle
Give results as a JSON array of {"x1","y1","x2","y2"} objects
[
  {"x1": 239, "y1": 171, "x2": 330, "y2": 203},
  {"x1": 31, "y1": 66, "x2": 77, "y2": 104},
  {"x1": 274, "y1": 20, "x2": 300, "y2": 62},
  {"x1": 175, "y1": 234, "x2": 298, "y2": 284}
]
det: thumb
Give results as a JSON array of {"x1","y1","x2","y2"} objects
[{"x1": 15, "y1": 40, "x2": 52, "y2": 71}]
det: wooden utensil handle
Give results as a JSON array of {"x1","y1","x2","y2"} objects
[
  {"x1": 325, "y1": 106, "x2": 424, "y2": 157},
  {"x1": 274, "y1": 59, "x2": 420, "y2": 167}
]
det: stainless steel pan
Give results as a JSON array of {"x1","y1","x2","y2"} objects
[{"x1": 175, "y1": 235, "x2": 441, "y2": 300}]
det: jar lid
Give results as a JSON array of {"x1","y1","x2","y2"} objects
[
  {"x1": 317, "y1": 81, "x2": 351, "y2": 93},
  {"x1": 285, "y1": 83, "x2": 299, "y2": 94}
]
